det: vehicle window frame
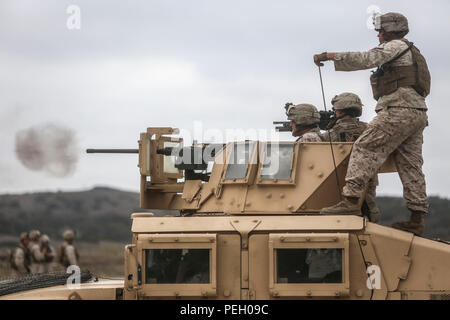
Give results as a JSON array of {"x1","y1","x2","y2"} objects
[
  {"x1": 268, "y1": 233, "x2": 350, "y2": 297},
  {"x1": 136, "y1": 233, "x2": 217, "y2": 297},
  {"x1": 221, "y1": 141, "x2": 258, "y2": 185},
  {"x1": 256, "y1": 142, "x2": 298, "y2": 185}
]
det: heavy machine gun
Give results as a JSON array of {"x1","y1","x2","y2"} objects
[{"x1": 87, "y1": 143, "x2": 224, "y2": 182}]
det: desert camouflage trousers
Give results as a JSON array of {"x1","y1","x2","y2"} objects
[
  {"x1": 362, "y1": 175, "x2": 379, "y2": 221},
  {"x1": 342, "y1": 107, "x2": 429, "y2": 213}
]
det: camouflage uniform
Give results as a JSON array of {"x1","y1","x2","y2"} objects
[
  {"x1": 332, "y1": 40, "x2": 429, "y2": 214},
  {"x1": 59, "y1": 230, "x2": 79, "y2": 268},
  {"x1": 11, "y1": 244, "x2": 31, "y2": 277},
  {"x1": 60, "y1": 242, "x2": 79, "y2": 267},
  {"x1": 322, "y1": 118, "x2": 380, "y2": 220},
  {"x1": 29, "y1": 243, "x2": 44, "y2": 274},
  {"x1": 28, "y1": 230, "x2": 45, "y2": 274},
  {"x1": 39, "y1": 234, "x2": 55, "y2": 273},
  {"x1": 297, "y1": 127, "x2": 323, "y2": 142},
  {"x1": 314, "y1": 12, "x2": 429, "y2": 235},
  {"x1": 321, "y1": 118, "x2": 367, "y2": 143},
  {"x1": 333, "y1": 40, "x2": 427, "y2": 112}
]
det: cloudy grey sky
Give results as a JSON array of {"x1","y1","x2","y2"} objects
[{"x1": 1, "y1": 0, "x2": 449, "y2": 198}]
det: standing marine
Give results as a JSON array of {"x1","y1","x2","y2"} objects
[
  {"x1": 9, "y1": 232, "x2": 31, "y2": 277},
  {"x1": 321, "y1": 92, "x2": 380, "y2": 222},
  {"x1": 58, "y1": 229, "x2": 79, "y2": 268},
  {"x1": 286, "y1": 103, "x2": 323, "y2": 142},
  {"x1": 28, "y1": 230, "x2": 45, "y2": 274},
  {"x1": 39, "y1": 234, "x2": 55, "y2": 273},
  {"x1": 313, "y1": 12, "x2": 431, "y2": 236}
]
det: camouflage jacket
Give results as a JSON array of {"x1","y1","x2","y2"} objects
[
  {"x1": 320, "y1": 118, "x2": 367, "y2": 142},
  {"x1": 11, "y1": 245, "x2": 31, "y2": 273},
  {"x1": 59, "y1": 241, "x2": 79, "y2": 267},
  {"x1": 29, "y1": 241, "x2": 45, "y2": 263},
  {"x1": 296, "y1": 127, "x2": 323, "y2": 142},
  {"x1": 333, "y1": 39, "x2": 427, "y2": 111}
]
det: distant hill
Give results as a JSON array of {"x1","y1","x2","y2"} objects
[
  {"x1": 376, "y1": 196, "x2": 450, "y2": 240},
  {"x1": 0, "y1": 188, "x2": 448, "y2": 242},
  {"x1": 0, "y1": 187, "x2": 174, "y2": 243}
]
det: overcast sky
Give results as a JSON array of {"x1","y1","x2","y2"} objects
[{"x1": 1, "y1": 0, "x2": 449, "y2": 198}]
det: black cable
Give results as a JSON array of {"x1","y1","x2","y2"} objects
[
  {"x1": 318, "y1": 66, "x2": 342, "y2": 200},
  {"x1": 356, "y1": 235, "x2": 374, "y2": 300}
]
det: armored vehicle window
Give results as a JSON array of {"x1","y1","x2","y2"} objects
[
  {"x1": 225, "y1": 142, "x2": 256, "y2": 179},
  {"x1": 261, "y1": 143, "x2": 295, "y2": 180},
  {"x1": 145, "y1": 249, "x2": 210, "y2": 284},
  {"x1": 276, "y1": 248, "x2": 342, "y2": 283}
]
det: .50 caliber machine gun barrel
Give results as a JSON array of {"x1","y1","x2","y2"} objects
[
  {"x1": 273, "y1": 121, "x2": 292, "y2": 132},
  {"x1": 86, "y1": 149, "x2": 139, "y2": 154}
]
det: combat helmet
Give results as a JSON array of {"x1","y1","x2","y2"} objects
[
  {"x1": 19, "y1": 232, "x2": 29, "y2": 241},
  {"x1": 63, "y1": 230, "x2": 75, "y2": 241},
  {"x1": 29, "y1": 230, "x2": 41, "y2": 241},
  {"x1": 331, "y1": 92, "x2": 363, "y2": 117},
  {"x1": 40, "y1": 234, "x2": 50, "y2": 244},
  {"x1": 286, "y1": 103, "x2": 320, "y2": 126},
  {"x1": 373, "y1": 12, "x2": 409, "y2": 34}
]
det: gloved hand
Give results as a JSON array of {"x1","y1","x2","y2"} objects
[{"x1": 314, "y1": 52, "x2": 329, "y2": 66}]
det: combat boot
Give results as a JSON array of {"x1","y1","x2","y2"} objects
[
  {"x1": 361, "y1": 200, "x2": 380, "y2": 223},
  {"x1": 391, "y1": 211, "x2": 425, "y2": 236},
  {"x1": 320, "y1": 197, "x2": 361, "y2": 216}
]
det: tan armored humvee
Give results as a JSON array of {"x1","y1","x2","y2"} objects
[{"x1": 2, "y1": 127, "x2": 450, "y2": 300}]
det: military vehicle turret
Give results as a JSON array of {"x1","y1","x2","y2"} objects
[{"x1": 1, "y1": 127, "x2": 450, "y2": 300}]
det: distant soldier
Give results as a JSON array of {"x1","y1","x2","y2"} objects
[
  {"x1": 10, "y1": 232, "x2": 31, "y2": 277},
  {"x1": 39, "y1": 234, "x2": 55, "y2": 273},
  {"x1": 28, "y1": 230, "x2": 45, "y2": 274},
  {"x1": 286, "y1": 103, "x2": 323, "y2": 142},
  {"x1": 321, "y1": 93, "x2": 380, "y2": 222},
  {"x1": 58, "y1": 230, "x2": 79, "y2": 268}
]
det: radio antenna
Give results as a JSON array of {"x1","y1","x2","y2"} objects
[{"x1": 318, "y1": 66, "x2": 342, "y2": 200}]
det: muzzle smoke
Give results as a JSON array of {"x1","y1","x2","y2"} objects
[{"x1": 15, "y1": 123, "x2": 78, "y2": 177}]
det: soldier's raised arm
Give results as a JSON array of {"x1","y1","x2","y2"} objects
[
  {"x1": 314, "y1": 14, "x2": 413, "y2": 71},
  {"x1": 330, "y1": 41, "x2": 407, "y2": 71}
]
